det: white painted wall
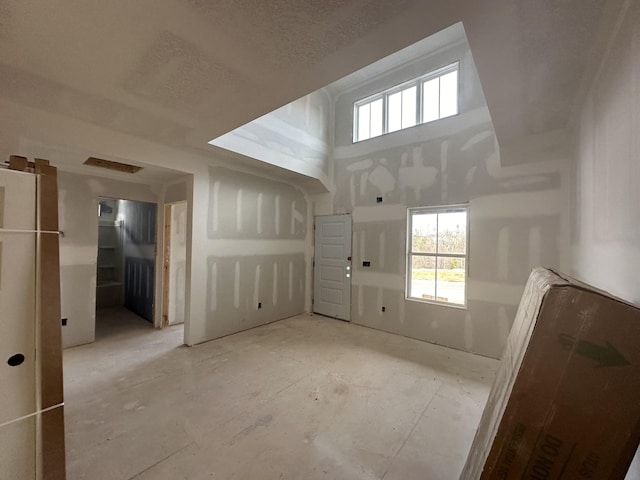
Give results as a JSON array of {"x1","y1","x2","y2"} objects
[
  {"x1": 570, "y1": 0, "x2": 640, "y2": 307},
  {"x1": 325, "y1": 36, "x2": 570, "y2": 359},
  {"x1": 58, "y1": 172, "x2": 160, "y2": 347}
]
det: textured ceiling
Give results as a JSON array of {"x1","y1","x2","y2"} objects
[{"x1": 0, "y1": 0, "x2": 613, "y2": 182}]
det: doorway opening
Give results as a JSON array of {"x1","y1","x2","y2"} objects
[
  {"x1": 162, "y1": 201, "x2": 187, "y2": 328},
  {"x1": 95, "y1": 197, "x2": 157, "y2": 338}
]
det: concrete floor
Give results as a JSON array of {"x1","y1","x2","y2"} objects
[{"x1": 63, "y1": 309, "x2": 498, "y2": 480}]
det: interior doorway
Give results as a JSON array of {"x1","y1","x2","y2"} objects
[
  {"x1": 96, "y1": 197, "x2": 157, "y2": 331},
  {"x1": 162, "y1": 201, "x2": 187, "y2": 327}
]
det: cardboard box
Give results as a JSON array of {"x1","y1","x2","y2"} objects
[{"x1": 461, "y1": 268, "x2": 640, "y2": 479}]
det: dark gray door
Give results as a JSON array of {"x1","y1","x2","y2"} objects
[{"x1": 121, "y1": 200, "x2": 157, "y2": 322}]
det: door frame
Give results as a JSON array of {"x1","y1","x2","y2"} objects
[
  {"x1": 94, "y1": 196, "x2": 159, "y2": 327},
  {"x1": 161, "y1": 204, "x2": 171, "y2": 327},
  {"x1": 161, "y1": 200, "x2": 188, "y2": 329}
]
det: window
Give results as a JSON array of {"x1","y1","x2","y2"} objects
[
  {"x1": 407, "y1": 205, "x2": 468, "y2": 307},
  {"x1": 354, "y1": 62, "x2": 459, "y2": 142}
]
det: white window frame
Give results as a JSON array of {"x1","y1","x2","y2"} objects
[
  {"x1": 406, "y1": 204, "x2": 469, "y2": 308},
  {"x1": 353, "y1": 62, "x2": 459, "y2": 143}
]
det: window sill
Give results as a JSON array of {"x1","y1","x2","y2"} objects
[
  {"x1": 353, "y1": 112, "x2": 460, "y2": 144},
  {"x1": 405, "y1": 295, "x2": 468, "y2": 310}
]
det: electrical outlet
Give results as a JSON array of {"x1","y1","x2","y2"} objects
[
  {"x1": 61, "y1": 318, "x2": 68, "y2": 326},
  {"x1": 376, "y1": 196, "x2": 383, "y2": 203},
  {"x1": 382, "y1": 306, "x2": 386, "y2": 312},
  {"x1": 363, "y1": 261, "x2": 371, "y2": 267},
  {"x1": 258, "y1": 302, "x2": 262, "y2": 309}
]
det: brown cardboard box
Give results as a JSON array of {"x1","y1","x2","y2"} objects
[{"x1": 461, "y1": 268, "x2": 640, "y2": 479}]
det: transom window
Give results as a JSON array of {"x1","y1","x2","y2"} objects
[
  {"x1": 407, "y1": 205, "x2": 468, "y2": 307},
  {"x1": 354, "y1": 62, "x2": 459, "y2": 142}
]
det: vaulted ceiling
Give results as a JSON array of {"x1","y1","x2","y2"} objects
[{"x1": 0, "y1": 0, "x2": 612, "y2": 182}]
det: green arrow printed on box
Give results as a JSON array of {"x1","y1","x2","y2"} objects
[{"x1": 558, "y1": 334, "x2": 630, "y2": 367}]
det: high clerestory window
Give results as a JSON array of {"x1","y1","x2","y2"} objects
[
  {"x1": 353, "y1": 62, "x2": 459, "y2": 142},
  {"x1": 407, "y1": 205, "x2": 468, "y2": 307}
]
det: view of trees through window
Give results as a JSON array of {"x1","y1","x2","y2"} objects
[{"x1": 408, "y1": 208, "x2": 467, "y2": 306}]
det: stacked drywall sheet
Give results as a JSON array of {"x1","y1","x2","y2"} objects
[
  {"x1": 0, "y1": 162, "x2": 65, "y2": 479},
  {"x1": 0, "y1": 168, "x2": 38, "y2": 479},
  {"x1": 461, "y1": 267, "x2": 640, "y2": 479}
]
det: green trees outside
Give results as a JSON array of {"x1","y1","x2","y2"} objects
[{"x1": 411, "y1": 212, "x2": 466, "y2": 281}]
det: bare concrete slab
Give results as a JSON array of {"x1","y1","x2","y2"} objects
[{"x1": 63, "y1": 309, "x2": 497, "y2": 479}]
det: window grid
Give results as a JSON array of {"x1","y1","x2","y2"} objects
[
  {"x1": 407, "y1": 205, "x2": 468, "y2": 308},
  {"x1": 354, "y1": 62, "x2": 459, "y2": 142}
]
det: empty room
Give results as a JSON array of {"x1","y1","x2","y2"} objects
[{"x1": 0, "y1": 1, "x2": 638, "y2": 479}]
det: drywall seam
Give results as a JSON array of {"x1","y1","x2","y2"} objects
[
  {"x1": 352, "y1": 204, "x2": 406, "y2": 223},
  {"x1": 352, "y1": 272, "x2": 404, "y2": 289},
  {"x1": 257, "y1": 193, "x2": 263, "y2": 234},
  {"x1": 468, "y1": 282, "x2": 524, "y2": 305},
  {"x1": 471, "y1": 191, "x2": 563, "y2": 218},
  {"x1": 200, "y1": 239, "x2": 306, "y2": 256},
  {"x1": 333, "y1": 107, "x2": 492, "y2": 160}
]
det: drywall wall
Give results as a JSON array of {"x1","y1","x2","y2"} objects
[
  {"x1": 0, "y1": 168, "x2": 38, "y2": 435},
  {"x1": 58, "y1": 172, "x2": 160, "y2": 347},
  {"x1": 168, "y1": 202, "x2": 187, "y2": 325},
  {"x1": 570, "y1": 0, "x2": 640, "y2": 307},
  {"x1": 209, "y1": 90, "x2": 332, "y2": 190},
  {"x1": 571, "y1": 5, "x2": 640, "y2": 476},
  {"x1": 185, "y1": 166, "x2": 307, "y2": 344},
  {"x1": 164, "y1": 179, "x2": 189, "y2": 325},
  {"x1": 164, "y1": 178, "x2": 188, "y2": 204},
  {"x1": 325, "y1": 37, "x2": 570, "y2": 359}
]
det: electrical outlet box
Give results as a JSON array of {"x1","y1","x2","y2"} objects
[{"x1": 363, "y1": 261, "x2": 371, "y2": 267}]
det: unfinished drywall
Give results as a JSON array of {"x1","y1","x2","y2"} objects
[
  {"x1": 58, "y1": 172, "x2": 160, "y2": 347},
  {"x1": 186, "y1": 166, "x2": 307, "y2": 343},
  {"x1": 209, "y1": 90, "x2": 332, "y2": 190},
  {"x1": 164, "y1": 178, "x2": 188, "y2": 204},
  {"x1": 164, "y1": 179, "x2": 189, "y2": 326},
  {"x1": 168, "y1": 202, "x2": 187, "y2": 325},
  {"x1": 325, "y1": 34, "x2": 569, "y2": 359},
  {"x1": 570, "y1": 0, "x2": 640, "y2": 307}
]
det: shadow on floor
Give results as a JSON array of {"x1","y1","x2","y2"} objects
[{"x1": 95, "y1": 306, "x2": 154, "y2": 342}]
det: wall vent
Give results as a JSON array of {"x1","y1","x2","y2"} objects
[{"x1": 83, "y1": 157, "x2": 143, "y2": 174}]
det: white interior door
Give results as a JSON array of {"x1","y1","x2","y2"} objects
[{"x1": 313, "y1": 215, "x2": 352, "y2": 321}]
